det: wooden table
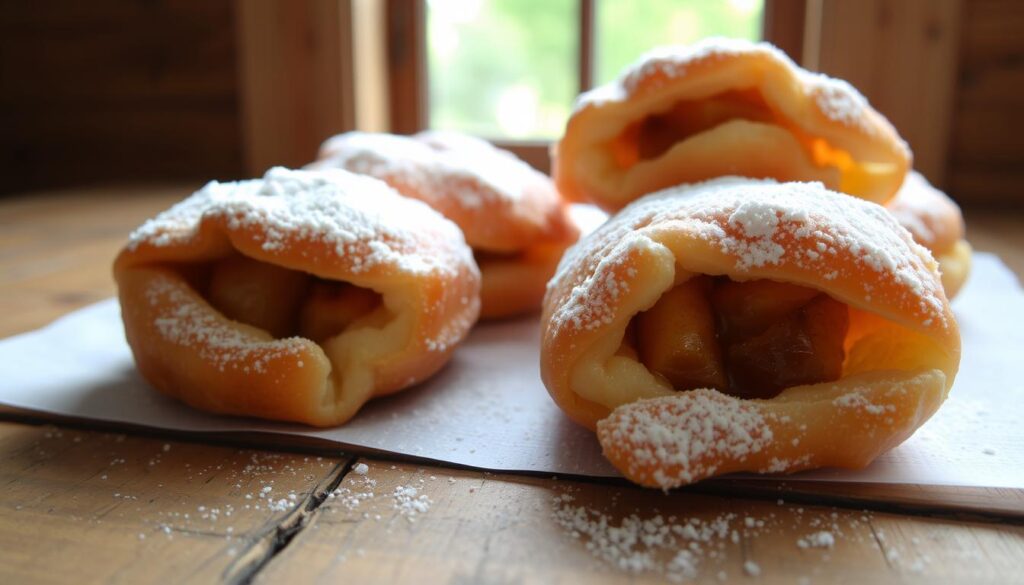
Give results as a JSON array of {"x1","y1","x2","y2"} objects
[{"x1": 1, "y1": 185, "x2": 1022, "y2": 585}]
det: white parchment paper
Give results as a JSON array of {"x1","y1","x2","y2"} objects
[{"x1": 1, "y1": 254, "x2": 1021, "y2": 488}]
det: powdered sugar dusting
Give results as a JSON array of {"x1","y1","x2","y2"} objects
[
  {"x1": 312, "y1": 131, "x2": 569, "y2": 251},
  {"x1": 598, "y1": 389, "x2": 775, "y2": 488},
  {"x1": 802, "y1": 72, "x2": 877, "y2": 135},
  {"x1": 316, "y1": 131, "x2": 535, "y2": 206},
  {"x1": 127, "y1": 167, "x2": 472, "y2": 278},
  {"x1": 574, "y1": 38, "x2": 792, "y2": 112},
  {"x1": 392, "y1": 485, "x2": 431, "y2": 521},
  {"x1": 833, "y1": 392, "x2": 897, "y2": 416},
  {"x1": 552, "y1": 493, "x2": 745, "y2": 582},
  {"x1": 743, "y1": 560, "x2": 762, "y2": 576},
  {"x1": 547, "y1": 177, "x2": 949, "y2": 340},
  {"x1": 551, "y1": 233, "x2": 654, "y2": 332},
  {"x1": 797, "y1": 531, "x2": 835, "y2": 549},
  {"x1": 574, "y1": 36, "x2": 877, "y2": 136}
]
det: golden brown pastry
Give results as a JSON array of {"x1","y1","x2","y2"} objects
[
  {"x1": 541, "y1": 177, "x2": 959, "y2": 488},
  {"x1": 115, "y1": 167, "x2": 480, "y2": 427},
  {"x1": 886, "y1": 171, "x2": 972, "y2": 298},
  {"x1": 554, "y1": 38, "x2": 911, "y2": 212},
  {"x1": 311, "y1": 130, "x2": 579, "y2": 319}
]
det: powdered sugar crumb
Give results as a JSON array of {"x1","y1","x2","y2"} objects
[
  {"x1": 797, "y1": 531, "x2": 835, "y2": 549},
  {"x1": 551, "y1": 493, "x2": 759, "y2": 582},
  {"x1": 316, "y1": 131, "x2": 533, "y2": 208},
  {"x1": 393, "y1": 485, "x2": 432, "y2": 521},
  {"x1": 834, "y1": 392, "x2": 895, "y2": 415}
]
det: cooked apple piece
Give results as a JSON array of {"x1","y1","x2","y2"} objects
[
  {"x1": 636, "y1": 277, "x2": 727, "y2": 391},
  {"x1": 725, "y1": 294, "x2": 848, "y2": 399},
  {"x1": 637, "y1": 90, "x2": 776, "y2": 160},
  {"x1": 711, "y1": 278, "x2": 820, "y2": 338},
  {"x1": 299, "y1": 280, "x2": 382, "y2": 342},
  {"x1": 206, "y1": 254, "x2": 310, "y2": 338},
  {"x1": 616, "y1": 320, "x2": 640, "y2": 360}
]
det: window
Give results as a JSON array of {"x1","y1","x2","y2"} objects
[
  {"x1": 238, "y1": 0, "x2": 964, "y2": 194},
  {"x1": 427, "y1": 0, "x2": 578, "y2": 140},
  {"x1": 385, "y1": 0, "x2": 795, "y2": 171}
]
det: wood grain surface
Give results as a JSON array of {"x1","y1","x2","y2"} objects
[{"x1": 0, "y1": 186, "x2": 1022, "y2": 584}]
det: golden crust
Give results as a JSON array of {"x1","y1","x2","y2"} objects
[
  {"x1": 554, "y1": 39, "x2": 911, "y2": 211},
  {"x1": 540, "y1": 177, "x2": 959, "y2": 488},
  {"x1": 311, "y1": 131, "x2": 579, "y2": 318},
  {"x1": 115, "y1": 168, "x2": 481, "y2": 427},
  {"x1": 937, "y1": 240, "x2": 972, "y2": 300},
  {"x1": 886, "y1": 171, "x2": 971, "y2": 298}
]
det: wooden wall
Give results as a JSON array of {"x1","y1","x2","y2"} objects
[
  {"x1": 0, "y1": 1, "x2": 243, "y2": 195},
  {"x1": 0, "y1": 0, "x2": 1020, "y2": 207},
  {"x1": 810, "y1": 0, "x2": 962, "y2": 190},
  {"x1": 947, "y1": 0, "x2": 1024, "y2": 207}
]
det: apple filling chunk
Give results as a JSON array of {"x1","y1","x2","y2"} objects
[
  {"x1": 614, "y1": 89, "x2": 776, "y2": 166},
  {"x1": 203, "y1": 253, "x2": 382, "y2": 341},
  {"x1": 634, "y1": 276, "x2": 849, "y2": 399},
  {"x1": 635, "y1": 277, "x2": 727, "y2": 391},
  {"x1": 298, "y1": 281, "x2": 382, "y2": 342}
]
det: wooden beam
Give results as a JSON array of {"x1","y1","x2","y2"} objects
[
  {"x1": 236, "y1": 0, "x2": 356, "y2": 175},
  {"x1": 352, "y1": 0, "x2": 390, "y2": 132},
  {"x1": 495, "y1": 140, "x2": 551, "y2": 174},
  {"x1": 385, "y1": 0, "x2": 427, "y2": 134},
  {"x1": 808, "y1": 0, "x2": 962, "y2": 186},
  {"x1": 578, "y1": 0, "x2": 595, "y2": 92},
  {"x1": 947, "y1": 0, "x2": 1024, "y2": 206},
  {"x1": 763, "y1": 0, "x2": 807, "y2": 64}
]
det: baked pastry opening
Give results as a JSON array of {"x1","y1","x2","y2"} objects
[
  {"x1": 472, "y1": 248, "x2": 524, "y2": 266},
  {"x1": 621, "y1": 276, "x2": 849, "y2": 400},
  {"x1": 612, "y1": 89, "x2": 857, "y2": 179},
  {"x1": 179, "y1": 252, "x2": 385, "y2": 342}
]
